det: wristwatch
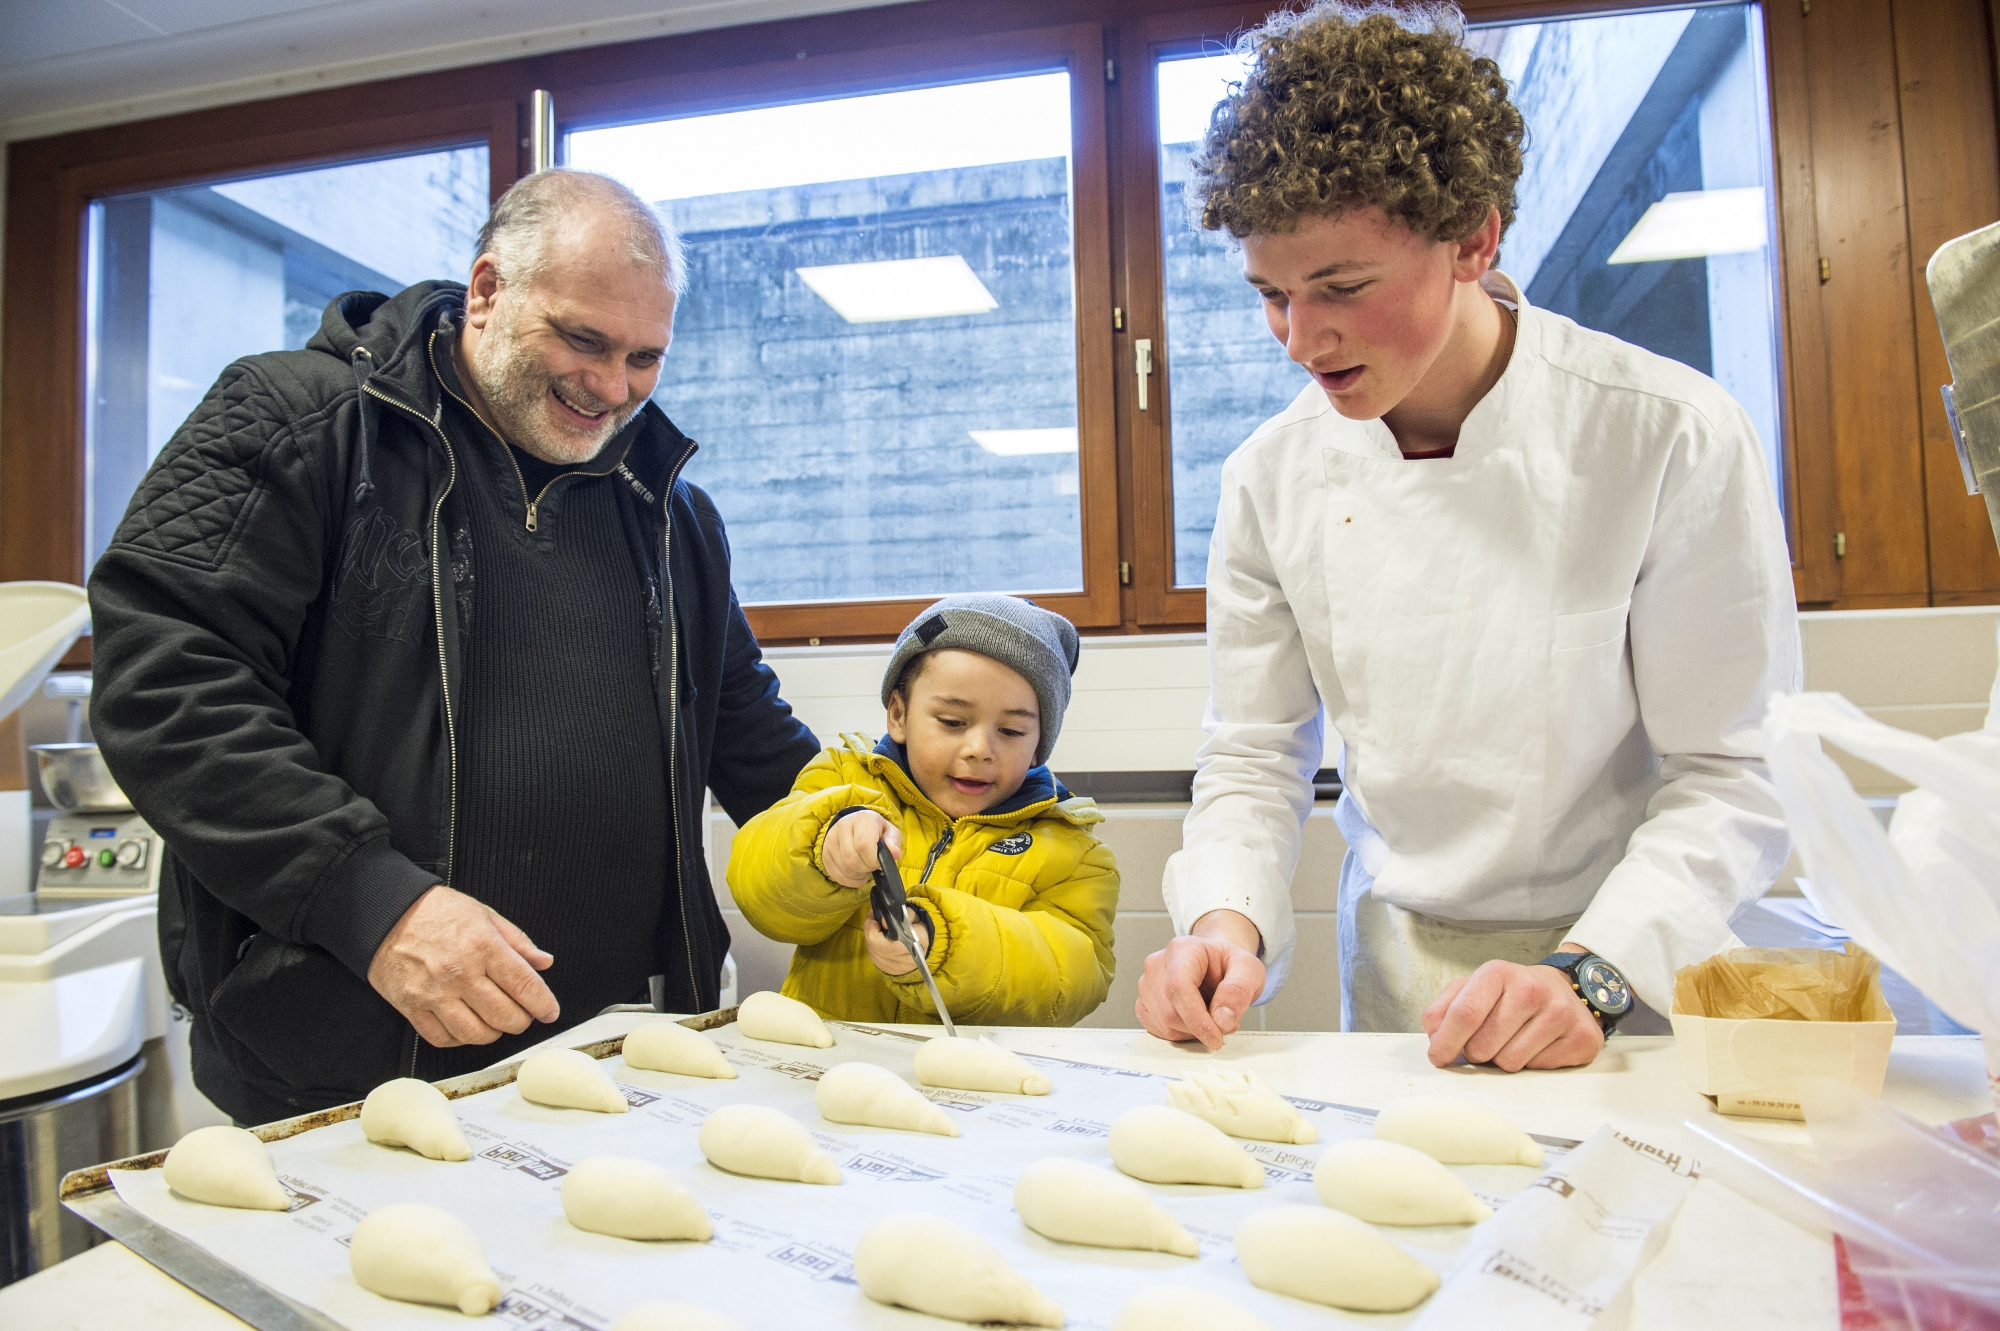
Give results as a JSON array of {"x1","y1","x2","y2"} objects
[{"x1": 1538, "y1": 951, "x2": 1634, "y2": 1036}]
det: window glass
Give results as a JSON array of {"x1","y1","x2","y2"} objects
[
  {"x1": 1157, "y1": 3, "x2": 1784, "y2": 587},
  {"x1": 84, "y1": 146, "x2": 488, "y2": 568},
  {"x1": 567, "y1": 72, "x2": 1083, "y2": 606}
]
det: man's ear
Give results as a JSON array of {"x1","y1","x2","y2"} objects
[
  {"x1": 885, "y1": 689, "x2": 909, "y2": 745},
  {"x1": 1452, "y1": 206, "x2": 1503, "y2": 282},
  {"x1": 464, "y1": 254, "x2": 503, "y2": 328}
]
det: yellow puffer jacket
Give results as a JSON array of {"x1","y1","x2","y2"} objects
[{"x1": 727, "y1": 735, "x2": 1118, "y2": 1026}]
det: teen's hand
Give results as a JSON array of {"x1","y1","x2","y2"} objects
[
  {"x1": 821, "y1": 811, "x2": 904, "y2": 888},
  {"x1": 863, "y1": 907, "x2": 932, "y2": 977},
  {"x1": 367, "y1": 885, "x2": 559, "y2": 1048},
  {"x1": 1135, "y1": 909, "x2": 1266, "y2": 1050},
  {"x1": 1421, "y1": 951, "x2": 1604, "y2": 1071}
]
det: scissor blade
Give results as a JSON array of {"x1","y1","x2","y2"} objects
[{"x1": 872, "y1": 841, "x2": 956, "y2": 1036}]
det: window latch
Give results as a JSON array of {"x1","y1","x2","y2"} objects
[{"x1": 1136, "y1": 338, "x2": 1154, "y2": 411}]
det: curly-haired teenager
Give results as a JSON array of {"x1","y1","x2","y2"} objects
[{"x1": 1137, "y1": 2, "x2": 1799, "y2": 1071}]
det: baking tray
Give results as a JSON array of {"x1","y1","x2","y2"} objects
[{"x1": 59, "y1": 1007, "x2": 738, "y2": 1331}]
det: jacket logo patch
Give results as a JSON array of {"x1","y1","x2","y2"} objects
[
  {"x1": 989, "y1": 831, "x2": 1033, "y2": 856},
  {"x1": 332, "y1": 509, "x2": 430, "y2": 644}
]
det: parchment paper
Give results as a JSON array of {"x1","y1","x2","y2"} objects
[{"x1": 106, "y1": 1022, "x2": 1650, "y2": 1331}]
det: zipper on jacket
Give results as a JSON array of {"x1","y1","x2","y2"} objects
[
  {"x1": 432, "y1": 357, "x2": 623, "y2": 534},
  {"x1": 918, "y1": 825, "x2": 955, "y2": 885},
  {"x1": 361, "y1": 365, "x2": 461, "y2": 1082},
  {"x1": 659, "y1": 445, "x2": 701, "y2": 1008}
]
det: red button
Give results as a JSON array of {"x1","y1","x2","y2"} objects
[{"x1": 63, "y1": 846, "x2": 87, "y2": 868}]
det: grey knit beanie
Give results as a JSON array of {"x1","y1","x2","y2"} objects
[{"x1": 880, "y1": 594, "x2": 1081, "y2": 767}]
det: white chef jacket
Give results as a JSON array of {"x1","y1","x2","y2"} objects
[{"x1": 1162, "y1": 274, "x2": 1801, "y2": 1014}]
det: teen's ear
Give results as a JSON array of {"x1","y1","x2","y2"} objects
[
  {"x1": 1451, "y1": 205, "x2": 1503, "y2": 282},
  {"x1": 464, "y1": 253, "x2": 503, "y2": 328},
  {"x1": 885, "y1": 689, "x2": 909, "y2": 745}
]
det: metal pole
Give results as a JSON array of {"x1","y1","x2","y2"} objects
[{"x1": 529, "y1": 89, "x2": 557, "y2": 173}]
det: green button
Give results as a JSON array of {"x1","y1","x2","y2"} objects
[{"x1": 97, "y1": 848, "x2": 115, "y2": 868}]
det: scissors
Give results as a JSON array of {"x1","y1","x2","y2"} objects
[{"x1": 870, "y1": 839, "x2": 956, "y2": 1036}]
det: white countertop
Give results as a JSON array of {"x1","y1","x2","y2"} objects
[{"x1": 4, "y1": 1023, "x2": 1989, "y2": 1330}]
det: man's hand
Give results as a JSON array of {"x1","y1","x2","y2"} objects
[
  {"x1": 1421, "y1": 949, "x2": 1604, "y2": 1071},
  {"x1": 1135, "y1": 909, "x2": 1266, "y2": 1051},
  {"x1": 367, "y1": 885, "x2": 560, "y2": 1048},
  {"x1": 822, "y1": 811, "x2": 904, "y2": 888},
  {"x1": 862, "y1": 908, "x2": 932, "y2": 977}
]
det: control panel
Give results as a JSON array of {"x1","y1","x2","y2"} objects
[{"x1": 36, "y1": 811, "x2": 163, "y2": 898}]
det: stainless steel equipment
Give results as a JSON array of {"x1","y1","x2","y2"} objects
[
  {"x1": 29, "y1": 741, "x2": 160, "y2": 899},
  {"x1": 1927, "y1": 218, "x2": 2000, "y2": 549},
  {"x1": 31, "y1": 743, "x2": 131, "y2": 815},
  {"x1": 0, "y1": 1053, "x2": 142, "y2": 1284}
]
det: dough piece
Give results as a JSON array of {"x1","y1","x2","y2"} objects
[
  {"x1": 816, "y1": 1061, "x2": 959, "y2": 1136},
  {"x1": 562, "y1": 1156, "x2": 714, "y2": 1241},
  {"x1": 1013, "y1": 1158, "x2": 1197, "y2": 1256},
  {"x1": 1165, "y1": 1070, "x2": 1317, "y2": 1145},
  {"x1": 611, "y1": 1303, "x2": 745, "y2": 1331},
  {"x1": 1234, "y1": 1205, "x2": 1439, "y2": 1312},
  {"x1": 361, "y1": 1078, "x2": 470, "y2": 1161},
  {"x1": 856, "y1": 1212, "x2": 1064, "y2": 1327},
  {"x1": 1108, "y1": 1106, "x2": 1264, "y2": 1189},
  {"x1": 913, "y1": 1035, "x2": 1052, "y2": 1095},
  {"x1": 698, "y1": 1104, "x2": 842, "y2": 1184},
  {"x1": 349, "y1": 1202, "x2": 503, "y2": 1315},
  {"x1": 621, "y1": 1020, "x2": 736, "y2": 1079},
  {"x1": 1312, "y1": 1138, "x2": 1493, "y2": 1226},
  {"x1": 1374, "y1": 1095, "x2": 1544, "y2": 1167},
  {"x1": 162, "y1": 1125, "x2": 291, "y2": 1211},
  {"x1": 1111, "y1": 1287, "x2": 1273, "y2": 1331},
  {"x1": 736, "y1": 990, "x2": 834, "y2": 1047},
  {"x1": 518, "y1": 1048, "x2": 628, "y2": 1114}
]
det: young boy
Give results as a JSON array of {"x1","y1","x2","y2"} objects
[
  {"x1": 728, "y1": 594, "x2": 1118, "y2": 1025},
  {"x1": 1137, "y1": 2, "x2": 1798, "y2": 1069}
]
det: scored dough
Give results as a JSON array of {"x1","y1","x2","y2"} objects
[
  {"x1": 1312, "y1": 1138, "x2": 1493, "y2": 1226},
  {"x1": 815, "y1": 1061, "x2": 959, "y2": 1137},
  {"x1": 1165, "y1": 1070, "x2": 1318, "y2": 1144},
  {"x1": 698, "y1": 1104, "x2": 842, "y2": 1184},
  {"x1": 610, "y1": 1302, "x2": 745, "y2": 1331},
  {"x1": 162, "y1": 1125, "x2": 291, "y2": 1211},
  {"x1": 349, "y1": 1202, "x2": 503, "y2": 1315},
  {"x1": 1374, "y1": 1095, "x2": 1544, "y2": 1167},
  {"x1": 856, "y1": 1212, "x2": 1065, "y2": 1327},
  {"x1": 517, "y1": 1048, "x2": 629, "y2": 1114},
  {"x1": 1109, "y1": 1106, "x2": 1265, "y2": 1189},
  {"x1": 1110, "y1": 1286, "x2": 1274, "y2": 1331},
  {"x1": 561, "y1": 1156, "x2": 714, "y2": 1241},
  {"x1": 621, "y1": 1020, "x2": 736, "y2": 1079},
  {"x1": 913, "y1": 1035, "x2": 1052, "y2": 1095},
  {"x1": 1014, "y1": 1158, "x2": 1197, "y2": 1256},
  {"x1": 1234, "y1": 1205, "x2": 1440, "y2": 1312},
  {"x1": 736, "y1": 990, "x2": 834, "y2": 1048},
  {"x1": 361, "y1": 1078, "x2": 470, "y2": 1162}
]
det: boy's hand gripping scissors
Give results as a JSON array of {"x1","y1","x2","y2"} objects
[{"x1": 870, "y1": 839, "x2": 956, "y2": 1036}]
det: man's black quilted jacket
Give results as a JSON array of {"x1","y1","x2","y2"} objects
[{"x1": 88, "y1": 282, "x2": 818, "y2": 1125}]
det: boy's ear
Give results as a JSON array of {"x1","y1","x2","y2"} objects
[
  {"x1": 885, "y1": 689, "x2": 909, "y2": 744},
  {"x1": 1451, "y1": 205, "x2": 1503, "y2": 283}
]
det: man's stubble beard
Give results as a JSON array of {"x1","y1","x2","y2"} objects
[{"x1": 468, "y1": 299, "x2": 642, "y2": 465}]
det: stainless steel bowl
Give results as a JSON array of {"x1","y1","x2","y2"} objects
[{"x1": 30, "y1": 743, "x2": 133, "y2": 813}]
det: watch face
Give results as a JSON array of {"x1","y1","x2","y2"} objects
[{"x1": 1578, "y1": 958, "x2": 1634, "y2": 1016}]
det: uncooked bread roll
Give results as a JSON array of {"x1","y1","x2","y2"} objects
[
  {"x1": 913, "y1": 1035, "x2": 1052, "y2": 1095},
  {"x1": 698, "y1": 1104, "x2": 842, "y2": 1184},
  {"x1": 1313, "y1": 1138, "x2": 1493, "y2": 1225},
  {"x1": 1374, "y1": 1095, "x2": 1543, "y2": 1167},
  {"x1": 1109, "y1": 1106, "x2": 1264, "y2": 1188},
  {"x1": 1235, "y1": 1206, "x2": 1439, "y2": 1312},
  {"x1": 856, "y1": 1212, "x2": 1064, "y2": 1327},
  {"x1": 1014, "y1": 1158, "x2": 1197, "y2": 1256},
  {"x1": 1111, "y1": 1286, "x2": 1273, "y2": 1331},
  {"x1": 518, "y1": 1048, "x2": 628, "y2": 1114},
  {"x1": 1165, "y1": 1070, "x2": 1317, "y2": 1144},
  {"x1": 737, "y1": 990, "x2": 834, "y2": 1047},
  {"x1": 562, "y1": 1156, "x2": 713, "y2": 1241},
  {"x1": 816, "y1": 1061, "x2": 959, "y2": 1136},
  {"x1": 349, "y1": 1202, "x2": 502, "y2": 1315},
  {"x1": 622, "y1": 1020, "x2": 736, "y2": 1079},
  {"x1": 162, "y1": 1125, "x2": 291, "y2": 1211},
  {"x1": 361, "y1": 1079, "x2": 470, "y2": 1161},
  {"x1": 611, "y1": 1303, "x2": 745, "y2": 1331}
]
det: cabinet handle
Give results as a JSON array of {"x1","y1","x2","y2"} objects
[{"x1": 1136, "y1": 338, "x2": 1154, "y2": 411}]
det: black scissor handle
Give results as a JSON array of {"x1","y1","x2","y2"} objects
[{"x1": 869, "y1": 838, "x2": 906, "y2": 934}]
